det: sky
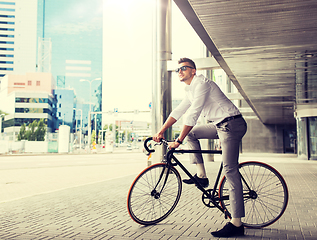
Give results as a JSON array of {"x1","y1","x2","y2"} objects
[{"x1": 102, "y1": 0, "x2": 206, "y2": 123}]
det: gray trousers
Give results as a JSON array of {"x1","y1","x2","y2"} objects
[{"x1": 186, "y1": 117, "x2": 247, "y2": 218}]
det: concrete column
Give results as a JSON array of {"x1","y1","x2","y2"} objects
[
  {"x1": 58, "y1": 125, "x2": 70, "y2": 153},
  {"x1": 206, "y1": 56, "x2": 214, "y2": 161},
  {"x1": 151, "y1": 0, "x2": 172, "y2": 163}
]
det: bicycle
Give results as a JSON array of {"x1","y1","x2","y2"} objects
[{"x1": 127, "y1": 137, "x2": 289, "y2": 228}]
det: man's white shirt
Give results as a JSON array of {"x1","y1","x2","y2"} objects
[{"x1": 170, "y1": 74, "x2": 241, "y2": 126}]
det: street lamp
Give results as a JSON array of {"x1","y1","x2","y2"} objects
[
  {"x1": 80, "y1": 77, "x2": 101, "y2": 151},
  {"x1": 73, "y1": 108, "x2": 82, "y2": 151},
  {"x1": 79, "y1": 77, "x2": 101, "y2": 113}
]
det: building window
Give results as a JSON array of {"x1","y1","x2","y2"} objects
[
  {"x1": 0, "y1": 28, "x2": 14, "y2": 31},
  {"x1": 0, "y1": 54, "x2": 13, "y2": 57},
  {"x1": 0, "y1": 8, "x2": 15, "y2": 12},
  {"x1": 0, "y1": 67, "x2": 13, "y2": 70},
  {"x1": 15, "y1": 97, "x2": 52, "y2": 107},
  {"x1": 59, "y1": 104, "x2": 61, "y2": 108},
  {"x1": 36, "y1": 81, "x2": 40, "y2": 86},
  {"x1": 0, "y1": 47, "x2": 14, "y2": 50},
  {"x1": 0, "y1": 22, "x2": 14, "y2": 25},
  {"x1": 15, "y1": 108, "x2": 51, "y2": 114},
  {"x1": 0, "y1": 2, "x2": 16, "y2": 5},
  {"x1": 59, "y1": 112, "x2": 61, "y2": 117},
  {"x1": 28, "y1": 81, "x2": 31, "y2": 86}
]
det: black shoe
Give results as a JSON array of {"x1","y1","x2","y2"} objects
[
  {"x1": 182, "y1": 174, "x2": 209, "y2": 188},
  {"x1": 211, "y1": 222, "x2": 244, "y2": 238}
]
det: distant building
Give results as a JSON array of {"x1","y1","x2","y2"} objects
[
  {"x1": 54, "y1": 88, "x2": 75, "y2": 131},
  {"x1": 0, "y1": 0, "x2": 38, "y2": 78},
  {"x1": 0, "y1": 72, "x2": 56, "y2": 140},
  {"x1": 74, "y1": 99, "x2": 90, "y2": 135}
]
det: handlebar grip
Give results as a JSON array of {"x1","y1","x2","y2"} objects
[{"x1": 144, "y1": 137, "x2": 155, "y2": 153}]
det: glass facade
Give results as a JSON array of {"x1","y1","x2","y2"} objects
[
  {"x1": 297, "y1": 117, "x2": 317, "y2": 160},
  {"x1": 15, "y1": 97, "x2": 53, "y2": 106},
  {"x1": 54, "y1": 89, "x2": 75, "y2": 130},
  {"x1": 39, "y1": 0, "x2": 103, "y2": 132},
  {"x1": 295, "y1": 51, "x2": 317, "y2": 160},
  {"x1": 15, "y1": 108, "x2": 52, "y2": 115},
  {"x1": 1, "y1": 94, "x2": 57, "y2": 132},
  {"x1": 308, "y1": 117, "x2": 317, "y2": 160}
]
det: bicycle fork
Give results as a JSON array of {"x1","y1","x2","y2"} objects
[{"x1": 151, "y1": 164, "x2": 171, "y2": 199}]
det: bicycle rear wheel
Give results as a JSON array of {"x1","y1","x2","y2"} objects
[
  {"x1": 219, "y1": 161, "x2": 288, "y2": 228},
  {"x1": 127, "y1": 163, "x2": 182, "y2": 225}
]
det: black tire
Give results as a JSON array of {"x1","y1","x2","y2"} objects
[
  {"x1": 219, "y1": 161, "x2": 288, "y2": 228},
  {"x1": 127, "y1": 163, "x2": 182, "y2": 225}
]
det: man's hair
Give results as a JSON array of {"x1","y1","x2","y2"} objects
[{"x1": 178, "y1": 57, "x2": 196, "y2": 70}]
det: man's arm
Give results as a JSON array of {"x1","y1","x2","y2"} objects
[
  {"x1": 178, "y1": 125, "x2": 193, "y2": 143},
  {"x1": 153, "y1": 116, "x2": 177, "y2": 142},
  {"x1": 168, "y1": 124, "x2": 193, "y2": 149}
]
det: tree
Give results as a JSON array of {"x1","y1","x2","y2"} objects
[
  {"x1": 17, "y1": 123, "x2": 26, "y2": 141},
  {"x1": 17, "y1": 119, "x2": 47, "y2": 141},
  {"x1": 102, "y1": 124, "x2": 120, "y2": 143},
  {"x1": 35, "y1": 119, "x2": 46, "y2": 141},
  {"x1": 26, "y1": 120, "x2": 37, "y2": 141},
  {"x1": 91, "y1": 130, "x2": 96, "y2": 144},
  {"x1": 0, "y1": 110, "x2": 7, "y2": 115}
]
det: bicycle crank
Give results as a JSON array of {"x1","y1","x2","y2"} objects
[{"x1": 202, "y1": 189, "x2": 219, "y2": 208}]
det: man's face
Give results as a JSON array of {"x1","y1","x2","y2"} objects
[{"x1": 177, "y1": 62, "x2": 196, "y2": 84}]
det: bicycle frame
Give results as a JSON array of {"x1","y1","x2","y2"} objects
[
  {"x1": 164, "y1": 148, "x2": 232, "y2": 218},
  {"x1": 145, "y1": 138, "x2": 257, "y2": 219}
]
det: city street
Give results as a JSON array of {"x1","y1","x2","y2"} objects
[{"x1": 0, "y1": 152, "x2": 148, "y2": 203}]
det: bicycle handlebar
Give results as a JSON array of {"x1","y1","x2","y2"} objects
[
  {"x1": 144, "y1": 137, "x2": 169, "y2": 153},
  {"x1": 144, "y1": 137, "x2": 155, "y2": 153},
  {"x1": 144, "y1": 137, "x2": 222, "y2": 155}
]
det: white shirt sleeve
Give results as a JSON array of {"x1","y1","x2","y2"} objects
[
  {"x1": 169, "y1": 95, "x2": 191, "y2": 121},
  {"x1": 184, "y1": 81, "x2": 211, "y2": 126}
]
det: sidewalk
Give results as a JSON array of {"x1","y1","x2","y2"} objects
[{"x1": 0, "y1": 153, "x2": 316, "y2": 239}]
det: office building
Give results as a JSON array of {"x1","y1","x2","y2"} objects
[
  {"x1": 54, "y1": 88, "x2": 74, "y2": 130},
  {"x1": 0, "y1": 72, "x2": 56, "y2": 140},
  {"x1": 0, "y1": 0, "x2": 38, "y2": 78}
]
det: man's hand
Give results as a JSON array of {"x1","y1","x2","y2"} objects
[{"x1": 153, "y1": 133, "x2": 164, "y2": 142}]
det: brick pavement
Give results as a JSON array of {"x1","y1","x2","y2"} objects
[{"x1": 0, "y1": 154, "x2": 316, "y2": 240}]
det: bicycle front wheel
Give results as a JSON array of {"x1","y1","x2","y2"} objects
[
  {"x1": 219, "y1": 161, "x2": 288, "y2": 228},
  {"x1": 127, "y1": 163, "x2": 182, "y2": 225}
]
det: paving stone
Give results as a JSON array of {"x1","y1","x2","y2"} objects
[{"x1": 0, "y1": 154, "x2": 316, "y2": 239}]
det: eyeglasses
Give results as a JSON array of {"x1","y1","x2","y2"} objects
[{"x1": 175, "y1": 65, "x2": 194, "y2": 73}]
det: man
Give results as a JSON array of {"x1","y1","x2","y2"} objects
[{"x1": 153, "y1": 58, "x2": 247, "y2": 237}]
